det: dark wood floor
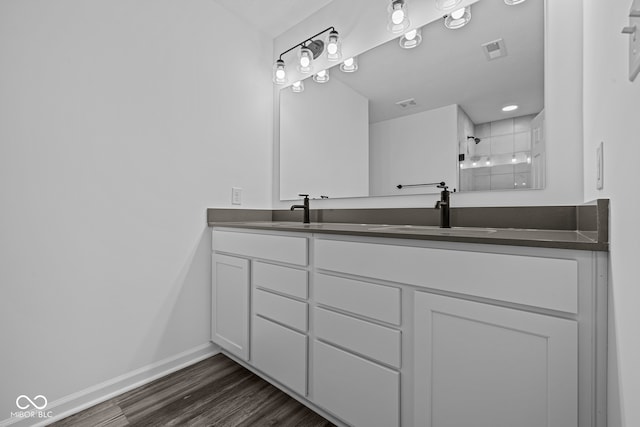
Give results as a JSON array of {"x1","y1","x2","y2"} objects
[{"x1": 49, "y1": 353, "x2": 335, "y2": 427}]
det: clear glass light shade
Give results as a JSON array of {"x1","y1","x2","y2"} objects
[
  {"x1": 435, "y1": 0, "x2": 462, "y2": 11},
  {"x1": 273, "y1": 59, "x2": 286, "y2": 85},
  {"x1": 291, "y1": 80, "x2": 304, "y2": 93},
  {"x1": 313, "y1": 69, "x2": 330, "y2": 83},
  {"x1": 504, "y1": 0, "x2": 526, "y2": 4},
  {"x1": 399, "y1": 28, "x2": 422, "y2": 49},
  {"x1": 444, "y1": 6, "x2": 471, "y2": 29},
  {"x1": 388, "y1": 0, "x2": 410, "y2": 34},
  {"x1": 340, "y1": 56, "x2": 358, "y2": 73},
  {"x1": 326, "y1": 30, "x2": 342, "y2": 61},
  {"x1": 298, "y1": 47, "x2": 313, "y2": 73}
]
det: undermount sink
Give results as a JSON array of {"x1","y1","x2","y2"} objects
[{"x1": 368, "y1": 225, "x2": 498, "y2": 236}]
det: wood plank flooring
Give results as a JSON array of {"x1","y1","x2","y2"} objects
[{"x1": 49, "y1": 353, "x2": 335, "y2": 427}]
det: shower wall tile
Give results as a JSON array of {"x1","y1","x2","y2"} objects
[
  {"x1": 491, "y1": 173, "x2": 515, "y2": 190},
  {"x1": 475, "y1": 123, "x2": 491, "y2": 138},
  {"x1": 490, "y1": 118, "x2": 514, "y2": 136},
  {"x1": 491, "y1": 134, "x2": 515, "y2": 154},
  {"x1": 514, "y1": 131, "x2": 531, "y2": 151},
  {"x1": 514, "y1": 114, "x2": 535, "y2": 132}
]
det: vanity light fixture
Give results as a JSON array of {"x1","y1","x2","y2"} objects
[
  {"x1": 504, "y1": 0, "x2": 527, "y2": 5},
  {"x1": 340, "y1": 56, "x2": 358, "y2": 73},
  {"x1": 435, "y1": 0, "x2": 462, "y2": 11},
  {"x1": 313, "y1": 69, "x2": 330, "y2": 83},
  {"x1": 388, "y1": 0, "x2": 410, "y2": 34},
  {"x1": 273, "y1": 59, "x2": 286, "y2": 84},
  {"x1": 502, "y1": 104, "x2": 519, "y2": 112},
  {"x1": 444, "y1": 6, "x2": 471, "y2": 29},
  {"x1": 399, "y1": 28, "x2": 422, "y2": 49},
  {"x1": 272, "y1": 26, "x2": 340, "y2": 84},
  {"x1": 291, "y1": 80, "x2": 305, "y2": 93}
]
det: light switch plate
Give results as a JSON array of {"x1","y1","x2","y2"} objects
[
  {"x1": 627, "y1": 0, "x2": 640, "y2": 81},
  {"x1": 596, "y1": 142, "x2": 604, "y2": 190},
  {"x1": 231, "y1": 187, "x2": 242, "y2": 205}
]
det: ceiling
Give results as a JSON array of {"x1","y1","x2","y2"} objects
[{"x1": 213, "y1": 0, "x2": 335, "y2": 38}]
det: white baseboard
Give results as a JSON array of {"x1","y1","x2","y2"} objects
[{"x1": 1, "y1": 342, "x2": 220, "y2": 427}]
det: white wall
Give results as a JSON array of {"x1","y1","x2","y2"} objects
[
  {"x1": 273, "y1": 0, "x2": 584, "y2": 209},
  {"x1": 0, "y1": 0, "x2": 272, "y2": 420},
  {"x1": 370, "y1": 104, "x2": 458, "y2": 196},
  {"x1": 280, "y1": 77, "x2": 368, "y2": 200},
  {"x1": 582, "y1": 2, "x2": 640, "y2": 426}
]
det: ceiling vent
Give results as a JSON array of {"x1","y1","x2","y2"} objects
[
  {"x1": 395, "y1": 98, "x2": 418, "y2": 109},
  {"x1": 481, "y1": 38, "x2": 507, "y2": 61}
]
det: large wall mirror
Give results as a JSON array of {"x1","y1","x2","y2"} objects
[{"x1": 279, "y1": 0, "x2": 544, "y2": 200}]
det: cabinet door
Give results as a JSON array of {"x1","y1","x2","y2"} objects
[
  {"x1": 211, "y1": 253, "x2": 250, "y2": 360},
  {"x1": 414, "y1": 292, "x2": 577, "y2": 427}
]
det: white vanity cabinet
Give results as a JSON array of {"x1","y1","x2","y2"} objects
[
  {"x1": 211, "y1": 228, "x2": 607, "y2": 427},
  {"x1": 211, "y1": 229, "x2": 309, "y2": 376},
  {"x1": 211, "y1": 253, "x2": 250, "y2": 360}
]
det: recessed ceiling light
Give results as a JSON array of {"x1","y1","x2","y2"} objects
[{"x1": 502, "y1": 104, "x2": 519, "y2": 112}]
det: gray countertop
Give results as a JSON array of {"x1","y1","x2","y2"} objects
[{"x1": 208, "y1": 221, "x2": 608, "y2": 252}]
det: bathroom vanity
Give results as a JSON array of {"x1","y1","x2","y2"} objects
[{"x1": 209, "y1": 219, "x2": 607, "y2": 427}]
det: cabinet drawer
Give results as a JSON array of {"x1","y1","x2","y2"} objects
[
  {"x1": 213, "y1": 230, "x2": 307, "y2": 266},
  {"x1": 315, "y1": 273, "x2": 401, "y2": 325},
  {"x1": 315, "y1": 239, "x2": 578, "y2": 313},
  {"x1": 315, "y1": 307, "x2": 401, "y2": 368},
  {"x1": 313, "y1": 340, "x2": 399, "y2": 427},
  {"x1": 254, "y1": 289, "x2": 308, "y2": 332},
  {"x1": 252, "y1": 316, "x2": 307, "y2": 396},
  {"x1": 253, "y1": 261, "x2": 308, "y2": 299}
]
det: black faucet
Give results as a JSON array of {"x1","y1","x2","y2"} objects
[
  {"x1": 434, "y1": 182, "x2": 451, "y2": 228},
  {"x1": 290, "y1": 194, "x2": 310, "y2": 224}
]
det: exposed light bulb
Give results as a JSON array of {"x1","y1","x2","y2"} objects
[
  {"x1": 313, "y1": 69, "x2": 330, "y2": 83},
  {"x1": 292, "y1": 80, "x2": 304, "y2": 93},
  {"x1": 340, "y1": 56, "x2": 358, "y2": 73},
  {"x1": 399, "y1": 27, "x2": 422, "y2": 49},
  {"x1": 388, "y1": 0, "x2": 409, "y2": 34},
  {"x1": 298, "y1": 47, "x2": 313, "y2": 73},
  {"x1": 326, "y1": 30, "x2": 341, "y2": 61},
  {"x1": 272, "y1": 59, "x2": 286, "y2": 85},
  {"x1": 391, "y1": 9, "x2": 405, "y2": 25},
  {"x1": 450, "y1": 8, "x2": 465, "y2": 19},
  {"x1": 444, "y1": 6, "x2": 471, "y2": 29}
]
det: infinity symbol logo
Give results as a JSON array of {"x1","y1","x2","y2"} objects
[{"x1": 16, "y1": 395, "x2": 48, "y2": 410}]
